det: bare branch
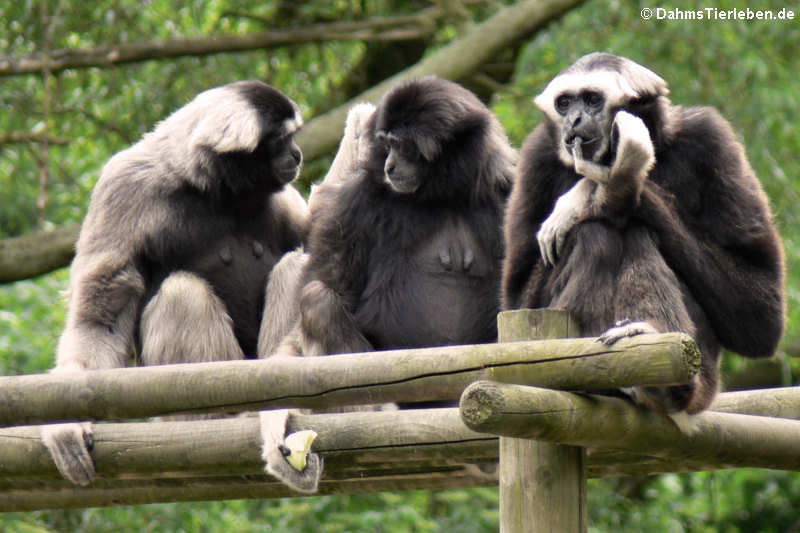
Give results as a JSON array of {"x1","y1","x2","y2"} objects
[
  {"x1": 0, "y1": 132, "x2": 70, "y2": 147},
  {"x1": 0, "y1": 223, "x2": 79, "y2": 283},
  {"x1": 296, "y1": 0, "x2": 587, "y2": 161},
  {"x1": 0, "y1": 10, "x2": 444, "y2": 77}
]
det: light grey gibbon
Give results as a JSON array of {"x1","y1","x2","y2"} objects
[
  {"x1": 42, "y1": 81, "x2": 322, "y2": 493},
  {"x1": 502, "y1": 53, "x2": 785, "y2": 418}
]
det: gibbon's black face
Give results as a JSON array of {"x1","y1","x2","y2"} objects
[
  {"x1": 554, "y1": 90, "x2": 607, "y2": 162},
  {"x1": 375, "y1": 131, "x2": 422, "y2": 194},
  {"x1": 267, "y1": 133, "x2": 303, "y2": 185},
  {"x1": 237, "y1": 81, "x2": 304, "y2": 186},
  {"x1": 371, "y1": 76, "x2": 495, "y2": 197},
  {"x1": 206, "y1": 81, "x2": 304, "y2": 192},
  {"x1": 218, "y1": 132, "x2": 302, "y2": 192}
]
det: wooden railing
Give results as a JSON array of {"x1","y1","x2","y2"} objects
[{"x1": 1, "y1": 309, "x2": 798, "y2": 532}]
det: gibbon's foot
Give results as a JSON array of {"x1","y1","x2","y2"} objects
[
  {"x1": 260, "y1": 409, "x2": 322, "y2": 494},
  {"x1": 597, "y1": 319, "x2": 658, "y2": 345},
  {"x1": 620, "y1": 385, "x2": 701, "y2": 433},
  {"x1": 41, "y1": 422, "x2": 96, "y2": 485}
]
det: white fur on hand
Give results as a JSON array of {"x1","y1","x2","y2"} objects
[
  {"x1": 537, "y1": 178, "x2": 593, "y2": 267},
  {"x1": 612, "y1": 110, "x2": 655, "y2": 168},
  {"x1": 330, "y1": 102, "x2": 376, "y2": 180},
  {"x1": 597, "y1": 319, "x2": 658, "y2": 345},
  {"x1": 41, "y1": 422, "x2": 96, "y2": 485},
  {"x1": 260, "y1": 409, "x2": 322, "y2": 494}
]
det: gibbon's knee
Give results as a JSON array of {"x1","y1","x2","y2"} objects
[
  {"x1": 299, "y1": 280, "x2": 341, "y2": 336},
  {"x1": 258, "y1": 250, "x2": 308, "y2": 357},
  {"x1": 140, "y1": 271, "x2": 244, "y2": 365},
  {"x1": 299, "y1": 280, "x2": 371, "y2": 355}
]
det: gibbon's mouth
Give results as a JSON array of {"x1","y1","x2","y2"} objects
[
  {"x1": 565, "y1": 135, "x2": 597, "y2": 147},
  {"x1": 386, "y1": 177, "x2": 419, "y2": 194},
  {"x1": 565, "y1": 136, "x2": 599, "y2": 160},
  {"x1": 275, "y1": 165, "x2": 300, "y2": 184}
]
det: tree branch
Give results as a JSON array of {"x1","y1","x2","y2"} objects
[
  {"x1": 295, "y1": 0, "x2": 586, "y2": 162},
  {"x1": 0, "y1": 10, "x2": 443, "y2": 77},
  {"x1": 0, "y1": 132, "x2": 70, "y2": 147},
  {"x1": 0, "y1": 223, "x2": 79, "y2": 283}
]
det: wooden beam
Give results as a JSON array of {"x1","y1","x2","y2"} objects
[
  {"x1": 460, "y1": 382, "x2": 800, "y2": 472},
  {"x1": 0, "y1": 471, "x2": 495, "y2": 512},
  {"x1": 495, "y1": 309, "x2": 586, "y2": 533},
  {"x1": 0, "y1": 408, "x2": 498, "y2": 511},
  {"x1": 3, "y1": 386, "x2": 800, "y2": 511},
  {"x1": 0, "y1": 409, "x2": 494, "y2": 481},
  {"x1": 711, "y1": 386, "x2": 800, "y2": 419},
  {"x1": 0, "y1": 332, "x2": 699, "y2": 425}
]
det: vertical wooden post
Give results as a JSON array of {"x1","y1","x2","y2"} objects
[{"x1": 497, "y1": 309, "x2": 587, "y2": 533}]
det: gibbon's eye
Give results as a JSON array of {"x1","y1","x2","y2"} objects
[
  {"x1": 583, "y1": 91, "x2": 604, "y2": 109},
  {"x1": 555, "y1": 95, "x2": 572, "y2": 114},
  {"x1": 375, "y1": 132, "x2": 391, "y2": 150},
  {"x1": 390, "y1": 138, "x2": 416, "y2": 160},
  {"x1": 269, "y1": 135, "x2": 291, "y2": 153}
]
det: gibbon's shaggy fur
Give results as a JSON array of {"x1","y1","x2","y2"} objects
[
  {"x1": 44, "y1": 81, "x2": 320, "y2": 493},
  {"x1": 279, "y1": 77, "x2": 517, "y2": 361},
  {"x1": 503, "y1": 53, "x2": 785, "y2": 414}
]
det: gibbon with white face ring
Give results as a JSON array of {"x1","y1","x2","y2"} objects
[
  {"x1": 42, "y1": 81, "x2": 321, "y2": 493},
  {"x1": 502, "y1": 53, "x2": 785, "y2": 415}
]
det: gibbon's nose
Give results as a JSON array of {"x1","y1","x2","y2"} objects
[
  {"x1": 567, "y1": 108, "x2": 584, "y2": 129},
  {"x1": 291, "y1": 145, "x2": 302, "y2": 165}
]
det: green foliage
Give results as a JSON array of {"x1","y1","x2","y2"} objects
[
  {"x1": 0, "y1": 271, "x2": 67, "y2": 375},
  {"x1": 1, "y1": 0, "x2": 799, "y2": 530},
  {"x1": 589, "y1": 470, "x2": 800, "y2": 533},
  {"x1": 1, "y1": 490, "x2": 498, "y2": 532}
]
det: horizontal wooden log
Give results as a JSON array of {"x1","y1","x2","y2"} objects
[
  {"x1": 0, "y1": 408, "x2": 498, "y2": 511},
  {"x1": 9, "y1": 445, "x2": 784, "y2": 512},
  {"x1": 0, "y1": 333, "x2": 698, "y2": 425},
  {"x1": 0, "y1": 409, "x2": 495, "y2": 480},
  {"x1": 710, "y1": 386, "x2": 800, "y2": 419},
  {"x1": 0, "y1": 471, "x2": 494, "y2": 512},
  {"x1": 2, "y1": 386, "x2": 800, "y2": 511},
  {"x1": 460, "y1": 381, "x2": 800, "y2": 472},
  {"x1": 589, "y1": 386, "x2": 800, "y2": 478}
]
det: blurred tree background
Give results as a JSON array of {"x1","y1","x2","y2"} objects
[{"x1": 1, "y1": 0, "x2": 798, "y2": 531}]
